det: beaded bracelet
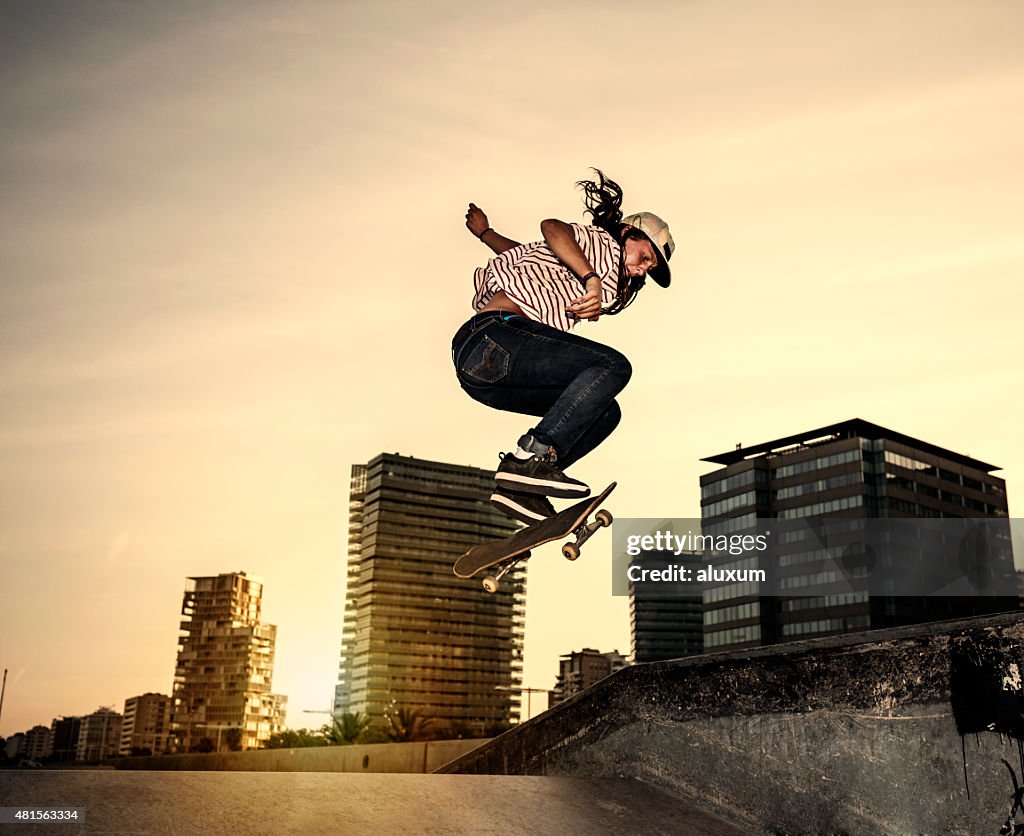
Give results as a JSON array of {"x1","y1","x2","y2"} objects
[{"x1": 477, "y1": 227, "x2": 493, "y2": 240}]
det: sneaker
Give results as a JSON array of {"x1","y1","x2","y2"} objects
[
  {"x1": 495, "y1": 452, "x2": 591, "y2": 499},
  {"x1": 490, "y1": 487, "x2": 556, "y2": 525}
]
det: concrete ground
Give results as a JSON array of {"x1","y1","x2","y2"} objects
[{"x1": 0, "y1": 771, "x2": 746, "y2": 835}]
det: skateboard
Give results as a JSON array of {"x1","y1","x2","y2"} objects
[{"x1": 453, "y1": 482, "x2": 616, "y2": 593}]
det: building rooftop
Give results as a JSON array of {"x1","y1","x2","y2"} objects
[{"x1": 700, "y1": 418, "x2": 1000, "y2": 472}]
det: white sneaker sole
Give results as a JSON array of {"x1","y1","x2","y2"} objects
[
  {"x1": 490, "y1": 493, "x2": 549, "y2": 523},
  {"x1": 494, "y1": 472, "x2": 590, "y2": 498}
]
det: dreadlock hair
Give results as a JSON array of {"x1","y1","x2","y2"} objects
[{"x1": 576, "y1": 168, "x2": 646, "y2": 316}]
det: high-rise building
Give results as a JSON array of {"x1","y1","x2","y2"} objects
[
  {"x1": 76, "y1": 707, "x2": 122, "y2": 762},
  {"x1": 699, "y1": 419, "x2": 1015, "y2": 652},
  {"x1": 550, "y1": 648, "x2": 628, "y2": 706},
  {"x1": 171, "y1": 572, "x2": 286, "y2": 752},
  {"x1": 120, "y1": 693, "x2": 172, "y2": 756},
  {"x1": 630, "y1": 550, "x2": 705, "y2": 663},
  {"x1": 335, "y1": 454, "x2": 526, "y2": 735}
]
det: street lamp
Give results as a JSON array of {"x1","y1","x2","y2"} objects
[{"x1": 494, "y1": 685, "x2": 549, "y2": 722}]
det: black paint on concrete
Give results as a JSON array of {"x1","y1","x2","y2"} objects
[
  {"x1": 440, "y1": 611, "x2": 1024, "y2": 834},
  {"x1": 950, "y1": 630, "x2": 1024, "y2": 738}
]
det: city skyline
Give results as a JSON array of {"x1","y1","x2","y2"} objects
[
  {"x1": 3, "y1": 0, "x2": 1023, "y2": 736},
  {"x1": 1, "y1": 420, "x2": 1017, "y2": 740}
]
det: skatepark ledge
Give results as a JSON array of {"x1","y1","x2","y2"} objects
[{"x1": 439, "y1": 611, "x2": 1024, "y2": 834}]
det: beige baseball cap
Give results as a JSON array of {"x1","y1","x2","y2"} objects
[{"x1": 622, "y1": 211, "x2": 675, "y2": 287}]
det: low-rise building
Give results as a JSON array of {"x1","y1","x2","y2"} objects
[
  {"x1": 550, "y1": 648, "x2": 628, "y2": 706},
  {"x1": 23, "y1": 725, "x2": 51, "y2": 761},
  {"x1": 120, "y1": 693, "x2": 172, "y2": 756},
  {"x1": 48, "y1": 716, "x2": 82, "y2": 762},
  {"x1": 76, "y1": 707, "x2": 122, "y2": 761}
]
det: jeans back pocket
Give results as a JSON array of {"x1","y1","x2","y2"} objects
[{"x1": 459, "y1": 334, "x2": 510, "y2": 385}]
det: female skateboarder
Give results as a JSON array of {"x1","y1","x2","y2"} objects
[{"x1": 451, "y1": 170, "x2": 675, "y2": 524}]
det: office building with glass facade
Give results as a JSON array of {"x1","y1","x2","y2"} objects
[
  {"x1": 629, "y1": 549, "x2": 705, "y2": 662},
  {"x1": 699, "y1": 419, "x2": 1014, "y2": 651}
]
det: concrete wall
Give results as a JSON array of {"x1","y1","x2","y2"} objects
[
  {"x1": 112, "y1": 738, "x2": 488, "y2": 773},
  {"x1": 441, "y1": 612, "x2": 1024, "y2": 834}
]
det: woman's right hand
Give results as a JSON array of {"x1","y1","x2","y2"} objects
[
  {"x1": 568, "y1": 277, "x2": 604, "y2": 321},
  {"x1": 465, "y1": 203, "x2": 490, "y2": 238}
]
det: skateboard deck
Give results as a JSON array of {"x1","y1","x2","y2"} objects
[{"x1": 454, "y1": 482, "x2": 616, "y2": 592}]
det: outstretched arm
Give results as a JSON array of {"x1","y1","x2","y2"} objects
[
  {"x1": 466, "y1": 203, "x2": 521, "y2": 254},
  {"x1": 541, "y1": 219, "x2": 603, "y2": 321}
]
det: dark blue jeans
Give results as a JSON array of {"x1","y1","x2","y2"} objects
[{"x1": 451, "y1": 312, "x2": 632, "y2": 468}]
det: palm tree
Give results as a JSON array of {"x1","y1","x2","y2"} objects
[
  {"x1": 383, "y1": 705, "x2": 437, "y2": 743},
  {"x1": 224, "y1": 728, "x2": 244, "y2": 751},
  {"x1": 320, "y1": 712, "x2": 371, "y2": 745}
]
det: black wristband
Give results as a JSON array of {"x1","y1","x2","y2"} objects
[
  {"x1": 579, "y1": 271, "x2": 599, "y2": 289},
  {"x1": 477, "y1": 227, "x2": 493, "y2": 240}
]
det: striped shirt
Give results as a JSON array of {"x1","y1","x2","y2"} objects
[{"x1": 472, "y1": 223, "x2": 622, "y2": 331}]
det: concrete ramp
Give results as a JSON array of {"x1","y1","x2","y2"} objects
[
  {"x1": 0, "y1": 771, "x2": 743, "y2": 835},
  {"x1": 441, "y1": 612, "x2": 1024, "y2": 834}
]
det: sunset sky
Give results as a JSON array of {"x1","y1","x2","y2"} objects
[{"x1": 2, "y1": 0, "x2": 1022, "y2": 736}]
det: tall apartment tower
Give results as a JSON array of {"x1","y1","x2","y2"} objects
[
  {"x1": 335, "y1": 454, "x2": 525, "y2": 735},
  {"x1": 120, "y1": 693, "x2": 172, "y2": 756},
  {"x1": 171, "y1": 572, "x2": 286, "y2": 752},
  {"x1": 699, "y1": 419, "x2": 1014, "y2": 652}
]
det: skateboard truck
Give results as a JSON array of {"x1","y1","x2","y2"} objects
[
  {"x1": 561, "y1": 509, "x2": 613, "y2": 561},
  {"x1": 482, "y1": 509, "x2": 613, "y2": 591},
  {"x1": 480, "y1": 551, "x2": 531, "y2": 593}
]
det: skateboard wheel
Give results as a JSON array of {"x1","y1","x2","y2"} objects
[
  {"x1": 562, "y1": 542, "x2": 581, "y2": 561},
  {"x1": 482, "y1": 576, "x2": 499, "y2": 593},
  {"x1": 596, "y1": 509, "x2": 613, "y2": 527}
]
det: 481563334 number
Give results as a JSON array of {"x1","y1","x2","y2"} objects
[{"x1": 0, "y1": 808, "x2": 85, "y2": 823}]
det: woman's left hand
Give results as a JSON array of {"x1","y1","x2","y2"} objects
[{"x1": 465, "y1": 203, "x2": 490, "y2": 238}]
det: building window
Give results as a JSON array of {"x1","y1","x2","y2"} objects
[
  {"x1": 778, "y1": 495, "x2": 863, "y2": 519},
  {"x1": 772, "y1": 449, "x2": 861, "y2": 480},
  {"x1": 774, "y1": 472, "x2": 863, "y2": 501},
  {"x1": 701, "y1": 470, "x2": 759, "y2": 500},
  {"x1": 702, "y1": 490, "x2": 758, "y2": 518},
  {"x1": 884, "y1": 451, "x2": 937, "y2": 477},
  {"x1": 704, "y1": 625, "x2": 761, "y2": 648}
]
